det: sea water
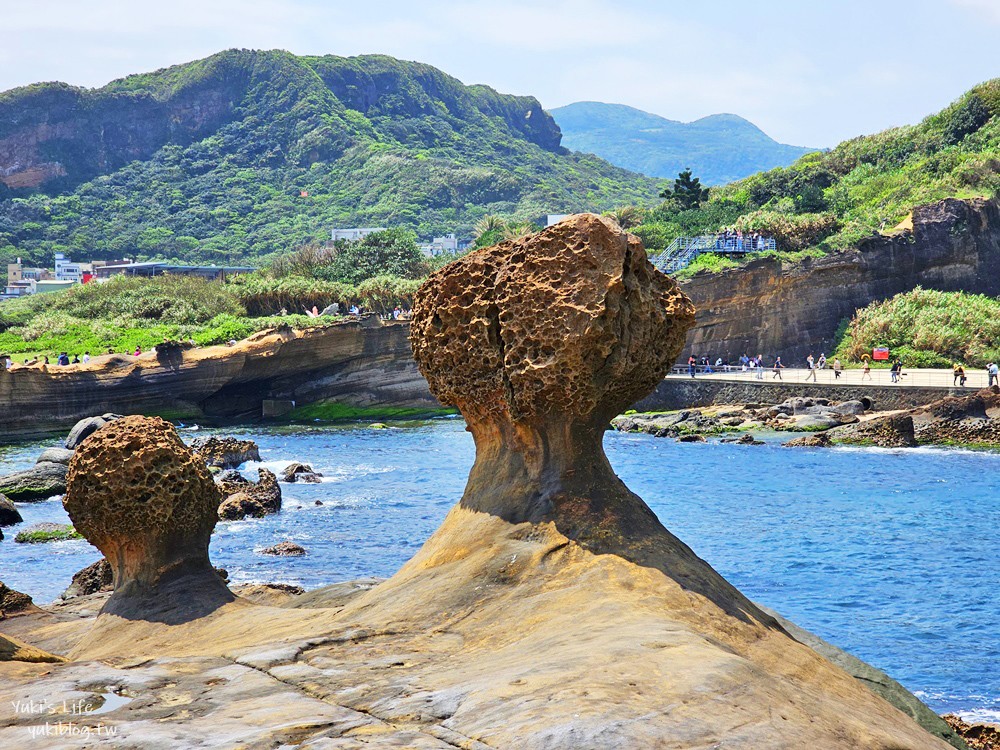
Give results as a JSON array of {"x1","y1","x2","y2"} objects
[{"x1": 0, "y1": 418, "x2": 996, "y2": 722}]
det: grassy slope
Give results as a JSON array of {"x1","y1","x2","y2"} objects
[
  {"x1": 632, "y1": 79, "x2": 1000, "y2": 275},
  {"x1": 834, "y1": 288, "x2": 1000, "y2": 367},
  {"x1": 0, "y1": 50, "x2": 659, "y2": 267}
]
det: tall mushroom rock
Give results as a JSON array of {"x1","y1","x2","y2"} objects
[{"x1": 63, "y1": 416, "x2": 233, "y2": 621}]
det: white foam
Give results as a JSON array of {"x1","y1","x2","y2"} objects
[{"x1": 956, "y1": 708, "x2": 1000, "y2": 724}]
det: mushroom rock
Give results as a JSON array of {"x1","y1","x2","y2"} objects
[
  {"x1": 311, "y1": 214, "x2": 947, "y2": 748},
  {"x1": 63, "y1": 416, "x2": 234, "y2": 622}
]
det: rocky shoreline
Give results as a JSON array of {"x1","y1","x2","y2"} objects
[{"x1": 613, "y1": 387, "x2": 1000, "y2": 450}]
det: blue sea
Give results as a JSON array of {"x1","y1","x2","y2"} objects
[{"x1": 0, "y1": 418, "x2": 996, "y2": 723}]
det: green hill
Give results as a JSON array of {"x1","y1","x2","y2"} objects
[
  {"x1": 0, "y1": 50, "x2": 659, "y2": 266},
  {"x1": 549, "y1": 101, "x2": 817, "y2": 184},
  {"x1": 626, "y1": 79, "x2": 1000, "y2": 274}
]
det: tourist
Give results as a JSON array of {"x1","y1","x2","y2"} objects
[
  {"x1": 805, "y1": 354, "x2": 817, "y2": 382},
  {"x1": 817, "y1": 353, "x2": 827, "y2": 370},
  {"x1": 833, "y1": 358, "x2": 842, "y2": 378},
  {"x1": 772, "y1": 356, "x2": 784, "y2": 379},
  {"x1": 82, "y1": 352, "x2": 91, "y2": 364},
  {"x1": 953, "y1": 363, "x2": 967, "y2": 387},
  {"x1": 3, "y1": 356, "x2": 11, "y2": 370},
  {"x1": 134, "y1": 346, "x2": 142, "y2": 357},
  {"x1": 862, "y1": 359, "x2": 872, "y2": 381},
  {"x1": 755, "y1": 354, "x2": 764, "y2": 379},
  {"x1": 988, "y1": 362, "x2": 999, "y2": 387},
  {"x1": 71, "y1": 354, "x2": 80, "y2": 364},
  {"x1": 704, "y1": 357, "x2": 714, "y2": 374},
  {"x1": 58, "y1": 352, "x2": 70, "y2": 366},
  {"x1": 107, "y1": 348, "x2": 114, "y2": 355},
  {"x1": 688, "y1": 355, "x2": 696, "y2": 378},
  {"x1": 890, "y1": 359, "x2": 901, "y2": 383},
  {"x1": 43, "y1": 355, "x2": 49, "y2": 365}
]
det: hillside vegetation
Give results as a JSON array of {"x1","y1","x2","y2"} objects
[
  {"x1": 0, "y1": 49, "x2": 658, "y2": 267},
  {"x1": 834, "y1": 288, "x2": 1000, "y2": 367},
  {"x1": 551, "y1": 102, "x2": 815, "y2": 184},
  {"x1": 628, "y1": 79, "x2": 1000, "y2": 274}
]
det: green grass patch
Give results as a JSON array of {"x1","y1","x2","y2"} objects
[
  {"x1": 14, "y1": 525, "x2": 83, "y2": 544},
  {"x1": 284, "y1": 402, "x2": 458, "y2": 422}
]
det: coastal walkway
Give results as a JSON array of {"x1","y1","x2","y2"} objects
[
  {"x1": 649, "y1": 235, "x2": 776, "y2": 274},
  {"x1": 667, "y1": 367, "x2": 992, "y2": 389}
]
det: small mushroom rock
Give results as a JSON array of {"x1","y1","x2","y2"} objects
[
  {"x1": 189, "y1": 436, "x2": 262, "y2": 469},
  {"x1": 280, "y1": 463, "x2": 323, "y2": 483},
  {"x1": 218, "y1": 469, "x2": 282, "y2": 520},
  {"x1": 63, "y1": 415, "x2": 233, "y2": 621}
]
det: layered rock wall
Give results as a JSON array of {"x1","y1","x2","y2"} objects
[{"x1": 680, "y1": 198, "x2": 1000, "y2": 363}]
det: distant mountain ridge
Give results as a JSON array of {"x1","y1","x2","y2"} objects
[
  {"x1": 550, "y1": 101, "x2": 818, "y2": 184},
  {"x1": 0, "y1": 50, "x2": 659, "y2": 266}
]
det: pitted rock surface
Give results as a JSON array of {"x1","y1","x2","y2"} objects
[
  {"x1": 190, "y1": 436, "x2": 261, "y2": 469},
  {"x1": 62, "y1": 416, "x2": 228, "y2": 615},
  {"x1": 410, "y1": 213, "x2": 695, "y2": 428},
  {"x1": 218, "y1": 468, "x2": 281, "y2": 520}
]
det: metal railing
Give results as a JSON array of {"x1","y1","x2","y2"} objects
[{"x1": 649, "y1": 235, "x2": 776, "y2": 274}]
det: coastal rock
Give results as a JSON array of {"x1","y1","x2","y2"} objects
[
  {"x1": 399, "y1": 214, "x2": 945, "y2": 747},
  {"x1": 721, "y1": 433, "x2": 764, "y2": 445},
  {"x1": 677, "y1": 433, "x2": 706, "y2": 442},
  {"x1": 0, "y1": 461, "x2": 67, "y2": 502},
  {"x1": 783, "y1": 433, "x2": 835, "y2": 447},
  {"x1": 0, "y1": 633, "x2": 64, "y2": 663},
  {"x1": 260, "y1": 541, "x2": 306, "y2": 556},
  {"x1": 218, "y1": 468, "x2": 281, "y2": 520},
  {"x1": 64, "y1": 413, "x2": 122, "y2": 450},
  {"x1": 215, "y1": 469, "x2": 251, "y2": 498},
  {"x1": 0, "y1": 581, "x2": 33, "y2": 616},
  {"x1": 230, "y1": 582, "x2": 306, "y2": 606},
  {"x1": 0, "y1": 495, "x2": 22, "y2": 526},
  {"x1": 835, "y1": 414, "x2": 919, "y2": 447},
  {"x1": 62, "y1": 415, "x2": 232, "y2": 620},
  {"x1": 943, "y1": 715, "x2": 999, "y2": 750},
  {"x1": 13, "y1": 522, "x2": 82, "y2": 543},
  {"x1": 61, "y1": 557, "x2": 114, "y2": 599},
  {"x1": 189, "y1": 436, "x2": 261, "y2": 469},
  {"x1": 35, "y1": 446, "x2": 75, "y2": 465},
  {"x1": 782, "y1": 413, "x2": 851, "y2": 431},
  {"x1": 280, "y1": 463, "x2": 323, "y2": 483}
]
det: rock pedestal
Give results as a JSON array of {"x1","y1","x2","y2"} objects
[{"x1": 63, "y1": 416, "x2": 233, "y2": 621}]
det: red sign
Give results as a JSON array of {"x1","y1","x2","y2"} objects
[{"x1": 872, "y1": 347, "x2": 890, "y2": 360}]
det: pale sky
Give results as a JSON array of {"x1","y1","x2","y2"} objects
[{"x1": 0, "y1": 0, "x2": 997, "y2": 148}]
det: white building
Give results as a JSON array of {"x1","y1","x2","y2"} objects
[
  {"x1": 420, "y1": 233, "x2": 460, "y2": 257},
  {"x1": 331, "y1": 227, "x2": 387, "y2": 243},
  {"x1": 54, "y1": 253, "x2": 84, "y2": 282}
]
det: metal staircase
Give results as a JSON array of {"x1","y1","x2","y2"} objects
[{"x1": 649, "y1": 235, "x2": 776, "y2": 274}]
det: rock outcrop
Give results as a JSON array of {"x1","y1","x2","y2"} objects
[
  {"x1": 0, "y1": 495, "x2": 21, "y2": 526},
  {"x1": 835, "y1": 413, "x2": 919, "y2": 447},
  {"x1": 61, "y1": 558, "x2": 114, "y2": 599},
  {"x1": 783, "y1": 432, "x2": 835, "y2": 447},
  {"x1": 217, "y1": 468, "x2": 281, "y2": 520},
  {"x1": 0, "y1": 633, "x2": 64, "y2": 663},
  {"x1": 280, "y1": 463, "x2": 323, "y2": 483},
  {"x1": 189, "y1": 436, "x2": 261, "y2": 469},
  {"x1": 62, "y1": 416, "x2": 233, "y2": 621},
  {"x1": 0, "y1": 321, "x2": 436, "y2": 443},
  {"x1": 680, "y1": 197, "x2": 1000, "y2": 363},
  {"x1": 0, "y1": 582, "x2": 33, "y2": 617},
  {"x1": 261, "y1": 541, "x2": 306, "y2": 556},
  {"x1": 64, "y1": 413, "x2": 122, "y2": 449},
  {"x1": 0, "y1": 461, "x2": 67, "y2": 501}
]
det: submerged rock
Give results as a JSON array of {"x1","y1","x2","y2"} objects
[
  {"x1": 783, "y1": 433, "x2": 835, "y2": 448},
  {"x1": 261, "y1": 541, "x2": 306, "y2": 556},
  {"x1": 14, "y1": 522, "x2": 82, "y2": 543},
  {"x1": 0, "y1": 461, "x2": 68, "y2": 502},
  {"x1": 677, "y1": 433, "x2": 706, "y2": 442},
  {"x1": 0, "y1": 494, "x2": 22, "y2": 526},
  {"x1": 218, "y1": 468, "x2": 281, "y2": 520},
  {"x1": 280, "y1": 462, "x2": 323, "y2": 483},
  {"x1": 189, "y1": 436, "x2": 261, "y2": 469}
]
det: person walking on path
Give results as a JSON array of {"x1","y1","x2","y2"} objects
[
  {"x1": 688, "y1": 355, "x2": 697, "y2": 378},
  {"x1": 988, "y1": 362, "x2": 998, "y2": 387},
  {"x1": 772, "y1": 356, "x2": 785, "y2": 379},
  {"x1": 755, "y1": 354, "x2": 764, "y2": 380},
  {"x1": 890, "y1": 360, "x2": 900, "y2": 383},
  {"x1": 805, "y1": 354, "x2": 817, "y2": 382},
  {"x1": 833, "y1": 358, "x2": 842, "y2": 379},
  {"x1": 862, "y1": 359, "x2": 872, "y2": 381}
]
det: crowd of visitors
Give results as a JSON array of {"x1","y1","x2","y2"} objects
[{"x1": 712, "y1": 230, "x2": 772, "y2": 252}]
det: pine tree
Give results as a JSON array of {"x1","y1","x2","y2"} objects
[{"x1": 660, "y1": 168, "x2": 710, "y2": 209}]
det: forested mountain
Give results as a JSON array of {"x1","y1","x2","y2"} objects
[
  {"x1": 550, "y1": 101, "x2": 816, "y2": 184},
  {"x1": 0, "y1": 50, "x2": 659, "y2": 265}
]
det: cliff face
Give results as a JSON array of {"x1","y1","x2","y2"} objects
[
  {"x1": 0, "y1": 320, "x2": 435, "y2": 442},
  {"x1": 679, "y1": 197, "x2": 1000, "y2": 363}
]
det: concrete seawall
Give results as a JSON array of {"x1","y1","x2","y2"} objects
[{"x1": 634, "y1": 377, "x2": 966, "y2": 412}]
